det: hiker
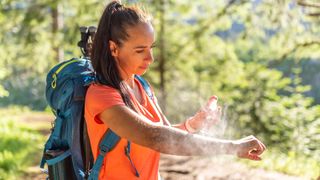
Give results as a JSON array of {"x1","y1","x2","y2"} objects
[{"x1": 84, "y1": 1, "x2": 266, "y2": 179}]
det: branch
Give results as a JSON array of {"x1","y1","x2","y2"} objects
[
  {"x1": 306, "y1": 12, "x2": 320, "y2": 16},
  {"x1": 268, "y1": 40, "x2": 320, "y2": 67},
  {"x1": 297, "y1": 0, "x2": 320, "y2": 17},
  {"x1": 297, "y1": 0, "x2": 320, "y2": 8},
  {"x1": 192, "y1": 0, "x2": 238, "y2": 39},
  {"x1": 280, "y1": 41, "x2": 320, "y2": 60},
  {"x1": 175, "y1": 0, "x2": 246, "y2": 55}
]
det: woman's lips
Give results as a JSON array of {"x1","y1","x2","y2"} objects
[{"x1": 139, "y1": 65, "x2": 149, "y2": 69}]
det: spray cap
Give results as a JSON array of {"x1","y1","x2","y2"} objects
[{"x1": 207, "y1": 96, "x2": 218, "y2": 111}]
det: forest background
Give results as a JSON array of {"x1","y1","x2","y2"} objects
[{"x1": 0, "y1": 0, "x2": 319, "y2": 179}]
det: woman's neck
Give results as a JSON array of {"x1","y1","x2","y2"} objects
[
  {"x1": 124, "y1": 76, "x2": 135, "y2": 89},
  {"x1": 117, "y1": 64, "x2": 135, "y2": 88},
  {"x1": 120, "y1": 71, "x2": 135, "y2": 88}
]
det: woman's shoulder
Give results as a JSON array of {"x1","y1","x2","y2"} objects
[
  {"x1": 86, "y1": 83, "x2": 120, "y2": 99},
  {"x1": 85, "y1": 83, "x2": 125, "y2": 121},
  {"x1": 88, "y1": 83, "x2": 117, "y2": 92}
]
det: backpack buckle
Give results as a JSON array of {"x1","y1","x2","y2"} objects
[
  {"x1": 99, "y1": 145, "x2": 108, "y2": 156},
  {"x1": 51, "y1": 74, "x2": 57, "y2": 89}
]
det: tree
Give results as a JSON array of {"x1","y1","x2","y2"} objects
[
  {"x1": 0, "y1": 0, "x2": 102, "y2": 109},
  {"x1": 1, "y1": 0, "x2": 319, "y2": 161}
]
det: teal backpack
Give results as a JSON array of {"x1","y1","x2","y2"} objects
[{"x1": 40, "y1": 26, "x2": 153, "y2": 180}]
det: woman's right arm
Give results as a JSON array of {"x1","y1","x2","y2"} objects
[{"x1": 99, "y1": 105, "x2": 266, "y2": 160}]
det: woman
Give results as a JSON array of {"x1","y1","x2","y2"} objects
[{"x1": 85, "y1": 1, "x2": 266, "y2": 179}]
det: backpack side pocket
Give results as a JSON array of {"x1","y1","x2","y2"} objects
[{"x1": 45, "y1": 149, "x2": 76, "y2": 180}]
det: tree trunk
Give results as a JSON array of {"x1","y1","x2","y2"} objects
[
  {"x1": 51, "y1": 3, "x2": 64, "y2": 62},
  {"x1": 158, "y1": 0, "x2": 167, "y2": 113}
]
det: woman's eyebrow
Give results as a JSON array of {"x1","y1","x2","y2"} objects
[{"x1": 133, "y1": 42, "x2": 157, "y2": 49}]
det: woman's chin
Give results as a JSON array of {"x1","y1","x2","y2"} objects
[{"x1": 136, "y1": 70, "x2": 148, "y2": 76}]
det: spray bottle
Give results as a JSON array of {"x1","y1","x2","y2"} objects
[{"x1": 208, "y1": 98, "x2": 217, "y2": 112}]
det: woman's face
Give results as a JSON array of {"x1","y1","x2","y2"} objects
[{"x1": 111, "y1": 22, "x2": 155, "y2": 79}]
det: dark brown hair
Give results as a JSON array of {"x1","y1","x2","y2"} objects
[{"x1": 91, "y1": 1, "x2": 151, "y2": 109}]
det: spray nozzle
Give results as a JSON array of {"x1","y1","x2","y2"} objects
[{"x1": 206, "y1": 96, "x2": 218, "y2": 111}]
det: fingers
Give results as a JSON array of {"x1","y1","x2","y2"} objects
[
  {"x1": 239, "y1": 148, "x2": 263, "y2": 161},
  {"x1": 248, "y1": 146, "x2": 263, "y2": 161},
  {"x1": 237, "y1": 151, "x2": 262, "y2": 161},
  {"x1": 250, "y1": 148, "x2": 263, "y2": 156},
  {"x1": 209, "y1": 95, "x2": 218, "y2": 101},
  {"x1": 243, "y1": 135, "x2": 267, "y2": 152},
  {"x1": 237, "y1": 135, "x2": 266, "y2": 161},
  {"x1": 259, "y1": 140, "x2": 267, "y2": 151},
  {"x1": 253, "y1": 143, "x2": 264, "y2": 155},
  {"x1": 248, "y1": 154, "x2": 262, "y2": 161},
  {"x1": 252, "y1": 139, "x2": 266, "y2": 155},
  {"x1": 253, "y1": 137, "x2": 266, "y2": 154}
]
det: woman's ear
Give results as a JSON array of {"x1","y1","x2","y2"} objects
[{"x1": 109, "y1": 40, "x2": 119, "y2": 57}]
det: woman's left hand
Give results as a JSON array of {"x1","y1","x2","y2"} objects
[{"x1": 187, "y1": 96, "x2": 222, "y2": 132}]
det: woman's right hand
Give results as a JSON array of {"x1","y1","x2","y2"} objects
[
  {"x1": 186, "y1": 96, "x2": 221, "y2": 132},
  {"x1": 232, "y1": 135, "x2": 266, "y2": 161}
]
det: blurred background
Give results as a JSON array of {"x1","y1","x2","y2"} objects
[{"x1": 0, "y1": 0, "x2": 319, "y2": 179}]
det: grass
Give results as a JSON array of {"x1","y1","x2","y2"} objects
[
  {"x1": 0, "y1": 106, "x2": 50, "y2": 180},
  {"x1": 239, "y1": 148, "x2": 320, "y2": 179}
]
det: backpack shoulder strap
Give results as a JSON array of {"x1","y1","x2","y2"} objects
[
  {"x1": 88, "y1": 129, "x2": 120, "y2": 180},
  {"x1": 134, "y1": 75, "x2": 153, "y2": 100},
  {"x1": 88, "y1": 76, "x2": 150, "y2": 179}
]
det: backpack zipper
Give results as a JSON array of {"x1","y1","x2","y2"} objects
[{"x1": 51, "y1": 59, "x2": 80, "y2": 89}]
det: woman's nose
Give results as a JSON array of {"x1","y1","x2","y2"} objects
[{"x1": 144, "y1": 50, "x2": 154, "y2": 62}]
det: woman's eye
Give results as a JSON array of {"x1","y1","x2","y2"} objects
[{"x1": 136, "y1": 50, "x2": 144, "y2": 53}]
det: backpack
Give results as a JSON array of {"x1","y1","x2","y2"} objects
[
  {"x1": 40, "y1": 59, "x2": 154, "y2": 180},
  {"x1": 40, "y1": 56, "x2": 154, "y2": 179}
]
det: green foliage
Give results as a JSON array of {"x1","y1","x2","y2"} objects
[
  {"x1": 0, "y1": 0, "x2": 319, "y2": 177},
  {"x1": 225, "y1": 63, "x2": 320, "y2": 162},
  {"x1": 242, "y1": 148, "x2": 320, "y2": 178},
  {"x1": 146, "y1": 0, "x2": 320, "y2": 173},
  {"x1": 0, "y1": 86, "x2": 9, "y2": 98},
  {"x1": 0, "y1": 110, "x2": 44, "y2": 179},
  {"x1": 0, "y1": 0, "x2": 102, "y2": 109}
]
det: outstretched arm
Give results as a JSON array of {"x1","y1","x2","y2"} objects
[{"x1": 99, "y1": 105, "x2": 266, "y2": 160}]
